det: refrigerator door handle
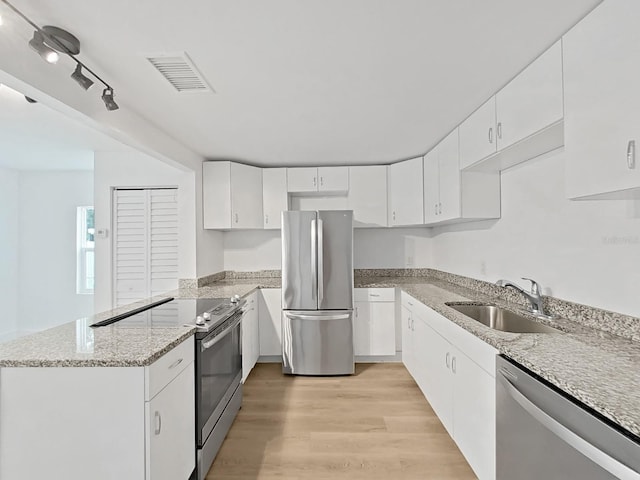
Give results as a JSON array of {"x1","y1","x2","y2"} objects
[
  {"x1": 317, "y1": 218, "x2": 324, "y2": 304},
  {"x1": 284, "y1": 313, "x2": 351, "y2": 321},
  {"x1": 310, "y1": 219, "x2": 317, "y2": 301}
]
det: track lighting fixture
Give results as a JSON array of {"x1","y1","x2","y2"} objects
[
  {"x1": 71, "y1": 64, "x2": 94, "y2": 90},
  {"x1": 1, "y1": 0, "x2": 119, "y2": 112},
  {"x1": 101, "y1": 88, "x2": 119, "y2": 111},
  {"x1": 24, "y1": 96, "x2": 37, "y2": 103},
  {"x1": 28, "y1": 31, "x2": 59, "y2": 64}
]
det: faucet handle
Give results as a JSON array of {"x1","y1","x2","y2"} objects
[{"x1": 521, "y1": 277, "x2": 541, "y2": 295}]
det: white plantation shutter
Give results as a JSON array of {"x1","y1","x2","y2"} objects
[{"x1": 113, "y1": 188, "x2": 178, "y2": 308}]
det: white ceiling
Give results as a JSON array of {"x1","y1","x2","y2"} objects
[
  {"x1": 1, "y1": 0, "x2": 602, "y2": 167},
  {"x1": 0, "y1": 83, "x2": 128, "y2": 171}
]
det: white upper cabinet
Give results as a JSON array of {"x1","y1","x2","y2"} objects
[
  {"x1": 203, "y1": 161, "x2": 263, "y2": 229},
  {"x1": 459, "y1": 98, "x2": 497, "y2": 170},
  {"x1": 287, "y1": 167, "x2": 349, "y2": 193},
  {"x1": 347, "y1": 165, "x2": 388, "y2": 227},
  {"x1": 564, "y1": 0, "x2": 640, "y2": 199},
  {"x1": 460, "y1": 40, "x2": 564, "y2": 172},
  {"x1": 262, "y1": 168, "x2": 288, "y2": 229},
  {"x1": 388, "y1": 157, "x2": 424, "y2": 226},
  {"x1": 424, "y1": 129, "x2": 500, "y2": 226},
  {"x1": 496, "y1": 41, "x2": 563, "y2": 151}
]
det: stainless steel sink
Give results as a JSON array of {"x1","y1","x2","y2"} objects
[{"x1": 445, "y1": 303, "x2": 561, "y2": 334}]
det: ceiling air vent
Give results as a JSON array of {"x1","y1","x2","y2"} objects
[{"x1": 145, "y1": 53, "x2": 214, "y2": 93}]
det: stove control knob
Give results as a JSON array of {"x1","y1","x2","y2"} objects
[
  {"x1": 195, "y1": 315, "x2": 205, "y2": 326},
  {"x1": 230, "y1": 296, "x2": 238, "y2": 304},
  {"x1": 203, "y1": 312, "x2": 212, "y2": 321}
]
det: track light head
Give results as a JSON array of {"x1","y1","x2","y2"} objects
[
  {"x1": 101, "y1": 88, "x2": 119, "y2": 111},
  {"x1": 71, "y1": 64, "x2": 94, "y2": 90},
  {"x1": 28, "y1": 31, "x2": 58, "y2": 63}
]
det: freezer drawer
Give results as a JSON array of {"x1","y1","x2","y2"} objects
[{"x1": 282, "y1": 310, "x2": 354, "y2": 375}]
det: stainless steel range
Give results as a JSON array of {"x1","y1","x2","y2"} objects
[{"x1": 92, "y1": 296, "x2": 246, "y2": 480}]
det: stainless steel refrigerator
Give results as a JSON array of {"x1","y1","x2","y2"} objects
[{"x1": 281, "y1": 210, "x2": 354, "y2": 375}]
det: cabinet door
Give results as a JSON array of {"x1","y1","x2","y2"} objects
[
  {"x1": 438, "y1": 128, "x2": 461, "y2": 221},
  {"x1": 459, "y1": 97, "x2": 497, "y2": 169},
  {"x1": 203, "y1": 161, "x2": 231, "y2": 229},
  {"x1": 347, "y1": 165, "x2": 388, "y2": 227},
  {"x1": 388, "y1": 157, "x2": 424, "y2": 226},
  {"x1": 400, "y1": 305, "x2": 415, "y2": 376},
  {"x1": 423, "y1": 148, "x2": 440, "y2": 224},
  {"x1": 259, "y1": 288, "x2": 282, "y2": 356},
  {"x1": 230, "y1": 163, "x2": 263, "y2": 228},
  {"x1": 354, "y1": 301, "x2": 395, "y2": 356},
  {"x1": 242, "y1": 292, "x2": 259, "y2": 382},
  {"x1": 564, "y1": 0, "x2": 640, "y2": 199},
  {"x1": 318, "y1": 166, "x2": 349, "y2": 192},
  {"x1": 497, "y1": 41, "x2": 563, "y2": 151},
  {"x1": 287, "y1": 167, "x2": 317, "y2": 192},
  {"x1": 416, "y1": 317, "x2": 454, "y2": 436},
  {"x1": 452, "y1": 351, "x2": 496, "y2": 480},
  {"x1": 146, "y1": 363, "x2": 195, "y2": 480},
  {"x1": 262, "y1": 168, "x2": 288, "y2": 229}
]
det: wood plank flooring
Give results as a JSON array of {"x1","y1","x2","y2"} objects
[{"x1": 207, "y1": 363, "x2": 477, "y2": 480}]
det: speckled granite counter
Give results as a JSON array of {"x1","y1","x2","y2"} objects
[{"x1": 355, "y1": 275, "x2": 640, "y2": 439}]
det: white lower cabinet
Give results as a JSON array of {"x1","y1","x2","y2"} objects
[
  {"x1": 0, "y1": 338, "x2": 195, "y2": 480},
  {"x1": 242, "y1": 291, "x2": 260, "y2": 381},
  {"x1": 258, "y1": 288, "x2": 282, "y2": 356},
  {"x1": 353, "y1": 288, "x2": 395, "y2": 356},
  {"x1": 401, "y1": 292, "x2": 497, "y2": 480}
]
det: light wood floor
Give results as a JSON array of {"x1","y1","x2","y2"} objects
[{"x1": 207, "y1": 363, "x2": 477, "y2": 480}]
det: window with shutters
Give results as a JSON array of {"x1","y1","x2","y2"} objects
[
  {"x1": 76, "y1": 206, "x2": 95, "y2": 294},
  {"x1": 112, "y1": 188, "x2": 178, "y2": 307}
]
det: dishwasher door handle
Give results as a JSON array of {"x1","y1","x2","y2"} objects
[{"x1": 499, "y1": 373, "x2": 640, "y2": 480}]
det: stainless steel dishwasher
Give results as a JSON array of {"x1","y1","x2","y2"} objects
[{"x1": 496, "y1": 356, "x2": 640, "y2": 480}]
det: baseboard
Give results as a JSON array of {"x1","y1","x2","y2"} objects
[
  {"x1": 258, "y1": 353, "x2": 404, "y2": 364},
  {"x1": 258, "y1": 355, "x2": 283, "y2": 363}
]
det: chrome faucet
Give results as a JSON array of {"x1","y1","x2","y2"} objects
[{"x1": 495, "y1": 277, "x2": 547, "y2": 316}]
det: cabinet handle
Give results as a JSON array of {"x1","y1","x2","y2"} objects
[
  {"x1": 168, "y1": 358, "x2": 183, "y2": 370},
  {"x1": 627, "y1": 140, "x2": 636, "y2": 169},
  {"x1": 407, "y1": 315, "x2": 411, "y2": 329},
  {"x1": 488, "y1": 127, "x2": 493, "y2": 144},
  {"x1": 265, "y1": 214, "x2": 268, "y2": 224},
  {"x1": 445, "y1": 352, "x2": 450, "y2": 369},
  {"x1": 320, "y1": 176, "x2": 324, "y2": 186},
  {"x1": 234, "y1": 213, "x2": 239, "y2": 223},
  {"x1": 451, "y1": 356, "x2": 457, "y2": 374},
  {"x1": 411, "y1": 317, "x2": 415, "y2": 331},
  {"x1": 392, "y1": 211, "x2": 396, "y2": 221},
  {"x1": 438, "y1": 202, "x2": 442, "y2": 214},
  {"x1": 434, "y1": 203, "x2": 438, "y2": 215},
  {"x1": 355, "y1": 306, "x2": 359, "y2": 318},
  {"x1": 497, "y1": 122, "x2": 502, "y2": 140},
  {"x1": 407, "y1": 301, "x2": 414, "y2": 307},
  {"x1": 154, "y1": 411, "x2": 162, "y2": 435},
  {"x1": 313, "y1": 176, "x2": 317, "y2": 187}
]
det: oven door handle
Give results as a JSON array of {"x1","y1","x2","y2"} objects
[
  {"x1": 499, "y1": 371, "x2": 640, "y2": 480},
  {"x1": 201, "y1": 316, "x2": 242, "y2": 351}
]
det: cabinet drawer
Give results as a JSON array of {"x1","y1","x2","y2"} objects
[
  {"x1": 145, "y1": 337, "x2": 194, "y2": 401},
  {"x1": 354, "y1": 288, "x2": 395, "y2": 302}
]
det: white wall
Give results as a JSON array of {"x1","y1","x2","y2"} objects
[
  {"x1": 17, "y1": 170, "x2": 95, "y2": 333},
  {"x1": 94, "y1": 151, "x2": 224, "y2": 312},
  {"x1": 223, "y1": 227, "x2": 432, "y2": 271},
  {"x1": 431, "y1": 150, "x2": 640, "y2": 318},
  {"x1": 0, "y1": 168, "x2": 19, "y2": 341}
]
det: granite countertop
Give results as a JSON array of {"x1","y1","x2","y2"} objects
[
  {"x1": 0, "y1": 278, "x2": 282, "y2": 368},
  {"x1": 1, "y1": 272, "x2": 638, "y2": 439},
  {"x1": 355, "y1": 275, "x2": 640, "y2": 439}
]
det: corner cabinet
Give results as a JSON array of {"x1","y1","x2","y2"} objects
[
  {"x1": 0, "y1": 338, "x2": 196, "y2": 480},
  {"x1": 347, "y1": 165, "x2": 388, "y2": 227},
  {"x1": 401, "y1": 292, "x2": 497, "y2": 480},
  {"x1": 388, "y1": 157, "x2": 424, "y2": 226},
  {"x1": 564, "y1": 0, "x2": 640, "y2": 200},
  {"x1": 203, "y1": 161, "x2": 263, "y2": 229},
  {"x1": 424, "y1": 128, "x2": 500, "y2": 226}
]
